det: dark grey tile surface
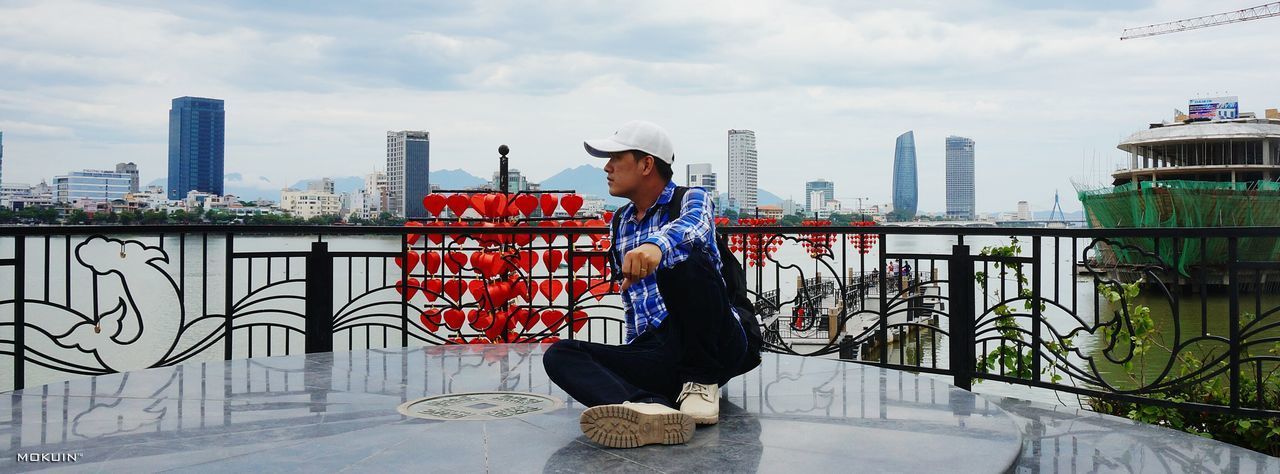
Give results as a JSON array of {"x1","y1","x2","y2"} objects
[
  {"x1": 0, "y1": 345, "x2": 1261, "y2": 473},
  {"x1": 997, "y1": 397, "x2": 1280, "y2": 473}
]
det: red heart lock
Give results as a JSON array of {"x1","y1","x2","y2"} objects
[
  {"x1": 589, "y1": 278, "x2": 612, "y2": 301},
  {"x1": 468, "y1": 279, "x2": 486, "y2": 302},
  {"x1": 514, "y1": 194, "x2": 538, "y2": 217},
  {"x1": 395, "y1": 250, "x2": 421, "y2": 274},
  {"x1": 539, "y1": 279, "x2": 564, "y2": 301},
  {"x1": 486, "y1": 281, "x2": 512, "y2": 308},
  {"x1": 485, "y1": 311, "x2": 507, "y2": 340},
  {"x1": 471, "y1": 310, "x2": 493, "y2": 331},
  {"x1": 423, "y1": 278, "x2": 443, "y2": 302},
  {"x1": 539, "y1": 193, "x2": 559, "y2": 216},
  {"x1": 419, "y1": 309, "x2": 442, "y2": 332},
  {"x1": 443, "y1": 279, "x2": 467, "y2": 302},
  {"x1": 511, "y1": 222, "x2": 533, "y2": 247},
  {"x1": 470, "y1": 251, "x2": 489, "y2": 276},
  {"x1": 542, "y1": 249, "x2": 564, "y2": 272},
  {"x1": 512, "y1": 280, "x2": 535, "y2": 303},
  {"x1": 444, "y1": 251, "x2": 468, "y2": 274},
  {"x1": 424, "y1": 221, "x2": 445, "y2": 245},
  {"x1": 567, "y1": 254, "x2": 588, "y2": 273},
  {"x1": 470, "y1": 194, "x2": 488, "y2": 217},
  {"x1": 422, "y1": 194, "x2": 447, "y2": 217},
  {"x1": 571, "y1": 310, "x2": 589, "y2": 332},
  {"x1": 450, "y1": 222, "x2": 469, "y2": 245},
  {"x1": 589, "y1": 255, "x2": 608, "y2": 274},
  {"x1": 561, "y1": 194, "x2": 584, "y2": 217},
  {"x1": 395, "y1": 278, "x2": 420, "y2": 300},
  {"x1": 516, "y1": 250, "x2": 538, "y2": 273},
  {"x1": 510, "y1": 307, "x2": 536, "y2": 330},
  {"x1": 539, "y1": 220, "x2": 560, "y2": 244},
  {"x1": 486, "y1": 193, "x2": 509, "y2": 219},
  {"x1": 541, "y1": 309, "x2": 565, "y2": 332},
  {"x1": 569, "y1": 279, "x2": 588, "y2": 299},
  {"x1": 443, "y1": 308, "x2": 465, "y2": 331},
  {"x1": 446, "y1": 194, "x2": 471, "y2": 217},
  {"x1": 603, "y1": 211, "x2": 614, "y2": 222},
  {"x1": 423, "y1": 251, "x2": 442, "y2": 274},
  {"x1": 404, "y1": 221, "x2": 424, "y2": 245}
]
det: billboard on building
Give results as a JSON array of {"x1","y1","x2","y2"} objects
[{"x1": 1188, "y1": 97, "x2": 1239, "y2": 120}]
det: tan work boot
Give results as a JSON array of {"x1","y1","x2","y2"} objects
[
  {"x1": 579, "y1": 402, "x2": 694, "y2": 448},
  {"x1": 676, "y1": 382, "x2": 720, "y2": 425}
]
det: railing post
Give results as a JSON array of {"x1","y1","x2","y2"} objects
[
  {"x1": 305, "y1": 241, "x2": 333, "y2": 354},
  {"x1": 13, "y1": 236, "x2": 24, "y2": 390},
  {"x1": 950, "y1": 244, "x2": 975, "y2": 391},
  {"x1": 1228, "y1": 236, "x2": 1240, "y2": 409}
]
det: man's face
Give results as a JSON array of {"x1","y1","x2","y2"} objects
[{"x1": 603, "y1": 151, "x2": 651, "y2": 198}]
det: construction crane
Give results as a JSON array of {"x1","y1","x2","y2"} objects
[{"x1": 1120, "y1": 2, "x2": 1280, "y2": 40}]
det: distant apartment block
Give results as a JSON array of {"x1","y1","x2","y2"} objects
[
  {"x1": 805, "y1": 179, "x2": 834, "y2": 214},
  {"x1": 280, "y1": 188, "x2": 342, "y2": 219},
  {"x1": 53, "y1": 169, "x2": 132, "y2": 203},
  {"x1": 686, "y1": 163, "x2": 718, "y2": 207},
  {"x1": 115, "y1": 162, "x2": 140, "y2": 193},
  {"x1": 167, "y1": 97, "x2": 225, "y2": 200},
  {"x1": 727, "y1": 130, "x2": 757, "y2": 212},
  {"x1": 387, "y1": 131, "x2": 430, "y2": 218}
]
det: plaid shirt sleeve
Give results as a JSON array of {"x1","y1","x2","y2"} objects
[{"x1": 641, "y1": 187, "x2": 715, "y2": 269}]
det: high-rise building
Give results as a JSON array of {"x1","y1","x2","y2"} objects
[
  {"x1": 805, "y1": 179, "x2": 834, "y2": 214},
  {"x1": 892, "y1": 131, "x2": 918, "y2": 219},
  {"x1": 53, "y1": 170, "x2": 132, "y2": 203},
  {"x1": 0, "y1": 131, "x2": 5, "y2": 189},
  {"x1": 727, "y1": 129, "x2": 757, "y2": 212},
  {"x1": 945, "y1": 136, "x2": 976, "y2": 220},
  {"x1": 115, "y1": 162, "x2": 140, "y2": 193},
  {"x1": 686, "y1": 163, "x2": 717, "y2": 207},
  {"x1": 387, "y1": 130, "x2": 430, "y2": 218},
  {"x1": 167, "y1": 97, "x2": 225, "y2": 200}
]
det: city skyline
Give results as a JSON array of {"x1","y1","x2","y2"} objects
[{"x1": 2, "y1": 2, "x2": 1279, "y2": 213}]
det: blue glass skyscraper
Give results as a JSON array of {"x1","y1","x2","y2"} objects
[
  {"x1": 168, "y1": 97, "x2": 225, "y2": 200},
  {"x1": 892, "y1": 131, "x2": 918, "y2": 219}
]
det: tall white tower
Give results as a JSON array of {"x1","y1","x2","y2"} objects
[{"x1": 727, "y1": 129, "x2": 757, "y2": 212}]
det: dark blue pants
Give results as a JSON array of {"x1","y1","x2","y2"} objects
[{"x1": 543, "y1": 249, "x2": 749, "y2": 408}]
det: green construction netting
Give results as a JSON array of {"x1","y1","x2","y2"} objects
[{"x1": 1078, "y1": 180, "x2": 1280, "y2": 275}]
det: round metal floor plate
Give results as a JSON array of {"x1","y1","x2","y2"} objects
[{"x1": 397, "y1": 392, "x2": 564, "y2": 421}]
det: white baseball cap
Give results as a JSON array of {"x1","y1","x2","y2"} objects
[{"x1": 584, "y1": 120, "x2": 675, "y2": 165}]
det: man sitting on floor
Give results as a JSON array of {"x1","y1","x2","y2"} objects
[{"x1": 544, "y1": 120, "x2": 757, "y2": 448}]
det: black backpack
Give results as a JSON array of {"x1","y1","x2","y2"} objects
[{"x1": 609, "y1": 186, "x2": 764, "y2": 369}]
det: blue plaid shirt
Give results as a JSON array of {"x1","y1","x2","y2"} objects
[{"x1": 612, "y1": 181, "x2": 722, "y2": 342}]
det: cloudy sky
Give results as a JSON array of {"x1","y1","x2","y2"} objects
[{"x1": 1, "y1": 0, "x2": 1277, "y2": 213}]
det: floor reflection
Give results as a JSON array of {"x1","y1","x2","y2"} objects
[{"x1": 0, "y1": 345, "x2": 1270, "y2": 472}]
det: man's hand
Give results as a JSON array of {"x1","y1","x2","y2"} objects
[{"x1": 620, "y1": 243, "x2": 662, "y2": 290}]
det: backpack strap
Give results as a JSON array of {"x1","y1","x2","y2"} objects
[{"x1": 663, "y1": 186, "x2": 689, "y2": 225}]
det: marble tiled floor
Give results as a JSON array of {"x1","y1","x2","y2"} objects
[{"x1": 0, "y1": 345, "x2": 1274, "y2": 472}]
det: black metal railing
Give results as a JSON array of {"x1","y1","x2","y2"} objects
[{"x1": 1, "y1": 224, "x2": 1278, "y2": 419}]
